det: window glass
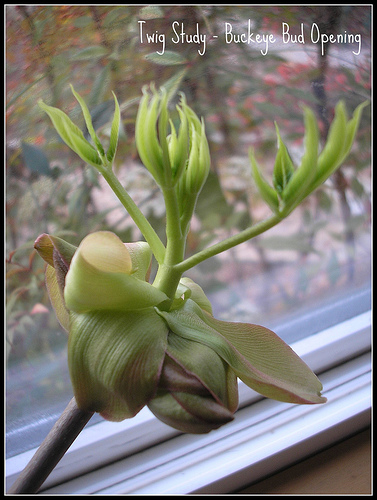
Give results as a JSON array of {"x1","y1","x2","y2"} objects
[{"x1": 6, "y1": 5, "x2": 371, "y2": 459}]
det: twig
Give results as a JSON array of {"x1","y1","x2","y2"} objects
[{"x1": 8, "y1": 397, "x2": 94, "y2": 494}]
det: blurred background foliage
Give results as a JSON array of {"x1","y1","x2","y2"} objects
[{"x1": 6, "y1": 5, "x2": 371, "y2": 446}]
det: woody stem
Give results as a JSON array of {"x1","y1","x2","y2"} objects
[{"x1": 8, "y1": 398, "x2": 93, "y2": 494}]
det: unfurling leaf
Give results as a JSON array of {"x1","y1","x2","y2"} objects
[
  {"x1": 34, "y1": 233, "x2": 77, "y2": 332},
  {"x1": 317, "y1": 100, "x2": 369, "y2": 182},
  {"x1": 281, "y1": 107, "x2": 319, "y2": 206},
  {"x1": 157, "y1": 299, "x2": 326, "y2": 405},
  {"x1": 35, "y1": 228, "x2": 327, "y2": 432},
  {"x1": 69, "y1": 308, "x2": 168, "y2": 420},
  {"x1": 38, "y1": 100, "x2": 102, "y2": 167},
  {"x1": 70, "y1": 84, "x2": 105, "y2": 159},
  {"x1": 250, "y1": 100, "x2": 368, "y2": 216},
  {"x1": 272, "y1": 123, "x2": 295, "y2": 195},
  {"x1": 249, "y1": 148, "x2": 279, "y2": 212},
  {"x1": 39, "y1": 85, "x2": 122, "y2": 169},
  {"x1": 64, "y1": 231, "x2": 168, "y2": 313},
  {"x1": 106, "y1": 92, "x2": 121, "y2": 163},
  {"x1": 148, "y1": 333, "x2": 238, "y2": 433}
]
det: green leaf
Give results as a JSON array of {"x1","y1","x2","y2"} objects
[
  {"x1": 145, "y1": 93, "x2": 165, "y2": 175},
  {"x1": 103, "y1": 7, "x2": 130, "y2": 26},
  {"x1": 72, "y1": 16, "x2": 93, "y2": 28},
  {"x1": 317, "y1": 101, "x2": 347, "y2": 177},
  {"x1": 199, "y1": 308, "x2": 325, "y2": 404},
  {"x1": 139, "y1": 5, "x2": 164, "y2": 19},
  {"x1": 171, "y1": 107, "x2": 189, "y2": 183},
  {"x1": 196, "y1": 171, "x2": 233, "y2": 220},
  {"x1": 157, "y1": 90, "x2": 171, "y2": 174},
  {"x1": 38, "y1": 100, "x2": 102, "y2": 167},
  {"x1": 249, "y1": 148, "x2": 279, "y2": 212},
  {"x1": 315, "y1": 100, "x2": 369, "y2": 192},
  {"x1": 341, "y1": 101, "x2": 370, "y2": 164},
  {"x1": 281, "y1": 107, "x2": 319, "y2": 205},
  {"x1": 70, "y1": 85, "x2": 105, "y2": 158},
  {"x1": 69, "y1": 308, "x2": 168, "y2": 420},
  {"x1": 89, "y1": 66, "x2": 111, "y2": 107},
  {"x1": 160, "y1": 68, "x2": 188, "y2": 103},
  {"x1": 7, "y1": 74, "x2": 45, "y2": 110},
  {"x1": 273, "y1": 123, "x2": 295, "y2": 195},
  {"x1": 145, "y1": 50, "x2": 188, "y2": 66},
  {"x1": 157, "y1": 300, "x2": 326, "y2": 404},
  {"x1": 106, "y1": 92, "x2": 121, "y2": 163},
  {"x1": 71, "y1": 46, "x2": 109, "y2": 61}
]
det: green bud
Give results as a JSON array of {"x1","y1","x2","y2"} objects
[
  {"x1": 135, "y1": 86, "x2": 168, "y2": 185},
  {"x1": 179, "y1": 95, "x2": 210, "y2": 195},
  {"x1": 167, "y1": 105, "x2": 189, "y2": 182},
  {"x1": 175, "y1": 117, "x2": 211, "y2": 230},
  {"x1": 187, "y1": 119, "x2": 211, "y2": 193},
  {"x1": 34, "y1": 231, "x2": 326, "y2": 428},
  {"x1": 135, "y1": 86, "x2": 210, "y2": 192},
  {"x1": 250, "y1": 100, "x2": 368, "y2": 216}
]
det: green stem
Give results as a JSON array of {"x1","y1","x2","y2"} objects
[
  {"x1": 101, "y1": 168, "x2": 166, "y2": 264},
  {"x1": 152, "y1": 263, "x2": 183, "y2": 309},
  {"x1": 8, "y1": 398, "x2": 93, "y2": 494},
  {"x1": 163, "y1": 185, "x2": 184, "y2": 262},
  {"x1": 175, "y1": 213, "x2": 284, "y2": 274},
  {"x1": 152, "y1": 185, "x2": 186, "y2": 302}
]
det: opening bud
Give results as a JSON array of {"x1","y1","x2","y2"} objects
[{"x1": 135, "y1": 86, "x2": 210, "y2": 191}]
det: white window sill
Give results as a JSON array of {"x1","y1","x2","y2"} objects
[{"x1": 6, "y1": 299, "x2": 371, "y2": 494}]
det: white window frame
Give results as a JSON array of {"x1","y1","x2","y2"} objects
[{"x1": 6, "y1": 288, "x2": 371, "y2": 494}]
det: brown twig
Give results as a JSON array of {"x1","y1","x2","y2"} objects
[{"x1": 8, "y1": 397, "x2": 94, "y2": 494}]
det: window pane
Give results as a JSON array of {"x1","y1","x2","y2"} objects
[{"x1": 6, "y1": 5, "x2": 371, "y2": 459}]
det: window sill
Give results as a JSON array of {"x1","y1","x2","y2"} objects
[
  {"x1": 239, "y1": 427, "x2": 371, "y2": 494},
  {"x1": 6, "y1": 296, "x2": 371, "y2": 494}
]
